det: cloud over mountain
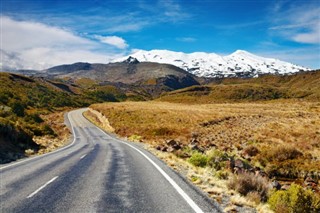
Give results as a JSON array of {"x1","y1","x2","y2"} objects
[
  {"x1": 95, "y1": 35, "x2": 128, "y2": 49},
  {"x1": 1, "y1": 16, "x2": 125, "y2": 70}
]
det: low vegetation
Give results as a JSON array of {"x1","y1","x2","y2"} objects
[
  {"x1": 228, "y1": 173, "x2": 269, "y2": 202},
  {"x1": 2, "y1": 70, "x2": 320, "y2": 211},
  {"x1": 89, "y1": 100, "x2": 320, "y2": 212},
  {"x1": 268, "y1": 184, "x2": 320, "y2": 213},
  {"x1": 0, "y1": 72, "x2": 128, "y2": 162},
  {"x1": 158, "y1": 70, "x2": 320, "y2": 103},
  {"x1": 188, "y1": 152, "x2": 208, "y2": 167}
]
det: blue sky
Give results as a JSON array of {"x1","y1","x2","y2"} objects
[{"x1": 1, "y1": 0, "x2": 319, "y2": 69}]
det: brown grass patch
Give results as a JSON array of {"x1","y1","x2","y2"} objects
[{"x1": 89, "y1": 100, "x2": 320, "y2": 179}]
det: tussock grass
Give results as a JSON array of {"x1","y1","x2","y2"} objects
[
  {"x1": 90, "y1": 101, "x2": 320, "y2": 175},
  {"x1": 90, "y1": 100, "x2": 320, "y2": 211},
  {"x1": 227, "y1": 173, "x2": 269, "y2": 202},
  {"x1": 159, "y1": 70, "x2": 320, "y2": 103}
]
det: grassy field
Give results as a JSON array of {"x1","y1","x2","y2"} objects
[
  {"x1": 90, "y1": 101, "x2": 320, "y2": 156},
  {"x1": 89, "y1": 100, "x2": 320, "y2": 210}
]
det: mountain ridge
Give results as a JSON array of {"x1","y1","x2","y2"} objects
[
  {"x1": 42, "y1": 60, "x2": 199, "y2": 85},
  {"x1": 114, "y1": 49, "x2": 310, "y2": 78}
]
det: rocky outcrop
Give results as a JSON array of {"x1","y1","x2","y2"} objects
[{"x1": 156, "y1": 139, "x2": 182, "y2": 153}]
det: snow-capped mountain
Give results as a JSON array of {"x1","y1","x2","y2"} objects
[{"x1": 114, "y1": 49, "x2": 310, "y2": 78}]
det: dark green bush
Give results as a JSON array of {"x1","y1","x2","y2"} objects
[{"x1": 9, "y1": 100, "x2": 26, "y2": 117}]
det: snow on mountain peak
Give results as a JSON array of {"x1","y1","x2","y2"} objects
[{"x1": 114, "y1": 49, "x2": 310, "y2": 78}]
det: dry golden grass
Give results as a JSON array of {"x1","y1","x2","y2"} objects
[
  {"x1": 89, "y1": 100, "x2": 320, "y2": 211},
  {"x1": 90, "y1": 101, "x2": 319, "y2": 146},
  {"x1": 90, "y1": 100, "x2": 320, "y2": 177}
]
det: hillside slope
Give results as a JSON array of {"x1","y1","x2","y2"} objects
[
  {"x1": 44, "y1": 59, "x2": 199, "y2": 85},
  {"x1": 0, "y1": 73, "x2": 81, "y2": 163},
  {"x1": 158, "y1": 70, "x2": 320, "y2": 103},
  {"x1": 41, "y1": 60, "x2": 200, "y2": 97},
  {"x1": 0, "y1": 72, "x2": 129, "y2": 163}
]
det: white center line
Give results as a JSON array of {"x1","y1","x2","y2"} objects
[
  {"x1": 27, "y1": 176, "x2": 58, "y2": 198},
  {"x1": 80, "y1": 154, "x2": 87, "y2": 159}
]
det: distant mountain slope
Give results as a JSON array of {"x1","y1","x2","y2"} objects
[
  {"x1": 42, "y1": 60, "x2": 200, "y2": 93},
  {"x1": 158, "y1": 70, "x2": 320, "y2": 103},
  {"x1": 114, "y1": 49, "x2": 310, "y2": 78}
]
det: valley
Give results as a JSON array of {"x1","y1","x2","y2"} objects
[
  {"x1": 2, "y1": 1, "x2": 319, "y2": 212},
  {"x1": 1, "y1": 64, "x2": 319, "y2": 212}
]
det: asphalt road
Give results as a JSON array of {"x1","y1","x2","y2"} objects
[{"x1": 0, "y1": 108, "x2": 222, "y2": 213}]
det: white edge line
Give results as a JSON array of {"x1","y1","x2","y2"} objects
[
  {"x1": 27, "y1": 176, "x2": 58, "y2": 198},
  {"x1": 0, "y1": 110, "x2": 79, "y2": 171},
  {"x1": 95, "y1": 126, "x2": 204, "y2": 213},
  {"x1": 80, "y1": 154, "x2": 87, "y2": 159}
]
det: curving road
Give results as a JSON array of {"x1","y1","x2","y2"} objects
[{"x1": 0, "y1": 109, "x2": 221, "y2": 213}]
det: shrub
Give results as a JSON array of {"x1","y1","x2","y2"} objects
[
  {"x1": 262, "y1": 145, "x2": 303, "y2": 163},
  {"x1": 24, "y1": 113, "x2": 44, "y2": 123},
  {"x1": 9, "y1": 100, "x2": 25, "y2": 117},
  {"x1": 246, "y1": 191, "x2": 262, "y2": 204},
  {"x1": 206, "y1": 148, "x2": 229, "y2": 170},
  {"x1": 243, "y1": 145, "x2": 259, "y2": 157},
  {"x1": 215, "y1": 170, "x2": 229, "y2": 180},
  {"x1": 128, "y1": 134, "x2": 142, "y2": 142},
  {"x1": 268, "y1": 183, "x2": 320, "y2": 213},
  {"x1": 188, "y1": 152, "x2": 208, "y2": 167},
  {"x1": 227, "y1": 172, "x2": 269, "y2": 202},
  {"x1": 264, "y1": 160, "x2": 303, "y2": 179},
  {"x1": 151, "y1": 127, "x2": 173, "y2": 136},
  {"x1": 190, "y1": 175, "x2": 200, "y2": 182}
]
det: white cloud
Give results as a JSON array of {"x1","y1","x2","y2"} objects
[
  {"x1": 95, "y1": 35, "x2": 128, "y2": 49},
  {"x1": 176, "y1": 37, "x2": 196, "y2": 42},
  {"x1": 1, "y1": 16, "x2": 93, "y2": 51},
  {"x1": 293, "y1": 31, "x2": 320, "y2": 44},
  {"x1": 107, "y1": 23, "x2": 144, "y2": 33},
  {"x1": 159, "y1": 0, "x2": 190, "y2": 22},
  {"x1": 270, "y1": 5, "x2": 320, "y2": 44},
  {"x1": 291, "y1": 21, "x2": 320, "y2": 44},
  {"x1": 0, "y1": 16, "x2": 126, "y2": 70}
]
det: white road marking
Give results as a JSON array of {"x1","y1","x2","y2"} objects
[
  {"x1": 27, "y1": 176, "x2": 58, "y2": 198},
  {"x1": 0, "y1": 110, "x2": 81, "y2": 171},
  {"x1": 95, "y1": 127, "x2": 204, "y2": 213},
  {"x1": 80, "y1": 154, "x2": 87, "y2": 159}
]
